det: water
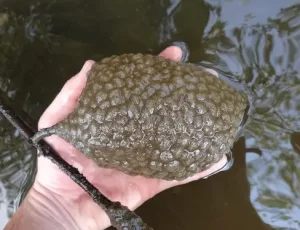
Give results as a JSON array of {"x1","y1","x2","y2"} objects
[{"x1": 0, "y1": 0, "x2": 299, "y2": 229}]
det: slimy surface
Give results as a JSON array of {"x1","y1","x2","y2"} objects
[{"x1": 34, "y1": 53, "x2": 248, "y2": 180}]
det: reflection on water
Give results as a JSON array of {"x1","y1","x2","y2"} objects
[
  {"x1": 201, "y1": 1, "x2": 300, "y2": 228},
  {"x1": 0, "y1": 9, "x2": 37, "y2": 229},
  {"x1": 0, "y1": 116, "x2": 35, "y2": 229},
  {"x1": 0, "y1": 0, "x2": 299, "y2": 229}
]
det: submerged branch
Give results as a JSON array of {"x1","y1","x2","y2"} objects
[{"x1": 0, "y1": 93, "x2": 153, "y2": 230}]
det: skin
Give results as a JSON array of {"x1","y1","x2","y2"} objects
[{"x1": 4, "y1": 46, "x2": 227, "y2": 230}]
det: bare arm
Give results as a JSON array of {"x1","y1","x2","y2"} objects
[{"x1": 5, "y1": 184, "x2": 80, "y2": 230}]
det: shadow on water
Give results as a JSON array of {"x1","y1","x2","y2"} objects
[
  {"x1": 200, "y1": 1, "x2": 300, "y2": 229},
  {"x1": 135, "y1": 138, "x2": 272, "y2": 230},
  {"x1": 0, "y1": 0, "x2": 299, "y2": 229}
]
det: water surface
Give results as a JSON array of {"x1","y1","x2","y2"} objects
[{"x1": 0, "y1": 0, "x2": 299, "y2": 229}]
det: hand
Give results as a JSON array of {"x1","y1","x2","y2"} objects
[{"x1": 5, "y1": 46, "x2": 227, "y2": 230}]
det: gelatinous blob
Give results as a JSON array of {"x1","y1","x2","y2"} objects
[{"x1": 32, "y1": 54, "x2": 248, "y2": 181}]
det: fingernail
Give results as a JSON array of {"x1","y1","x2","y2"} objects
[
  {"x1": 202, "y1": 152, "x2": 233, "y2": 179},
  {"x1": 80, "y1": 60, "x2": 95, "y2": 73},
  {"x1": 205, "y1": 69, "x2": 219, "y2": 78}
]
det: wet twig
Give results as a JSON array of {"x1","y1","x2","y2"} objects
[{"x1": 0, "y1": 94, "x2": 153, "y2": 230}]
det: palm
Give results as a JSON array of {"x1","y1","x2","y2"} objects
[{"x1": 33, "y1": 47, "x2": 227, "y2": 229}]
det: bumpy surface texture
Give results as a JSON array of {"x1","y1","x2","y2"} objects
[{"x1": 53, "y1": 54, "x2": 248, "y2": 180}]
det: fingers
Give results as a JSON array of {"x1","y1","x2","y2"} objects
[
  {"x1": 180, "y1": 155, "x2": 228, "y2": 183},
  {"x1": 38, "y1": 60, "x2": 95, "y2": 129},
  {"x1": 159, "y1": 155, "x2": 228, "y2": 191},
  {"x1": 204, "y1": 68, "x2": 219, "y2": 78},
  {"x1": 158, "y1": 46, "x2": 225, "y2": 186},
  {"x1": 156, "y1": 47, "x2": 225, "y2": 186},
  {"x1": 159, "y1": 46, "x2": 183, "y2": 62},
  {"x1": 159, "y1": 45, "x2": 219, "y2": 79}
]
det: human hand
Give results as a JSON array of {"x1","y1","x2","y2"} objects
[{"x1": 6, "y1": 46, "x2": 227, "y2": 230}]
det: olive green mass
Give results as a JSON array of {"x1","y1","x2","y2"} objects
[{"x1": 32, "y1": 53, "x2": 248, "y2": 181}]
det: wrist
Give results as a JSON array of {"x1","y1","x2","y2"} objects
[
  {"x1": 31, "y1": 180, "x2": 112, "y2": 230},
  {"x1": 5, "y1": 182, "x2": 80, "y2": 230}
]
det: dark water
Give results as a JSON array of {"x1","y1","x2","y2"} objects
[{"x1": 0, "y1": 0, "x2": 299, "y2": 229}]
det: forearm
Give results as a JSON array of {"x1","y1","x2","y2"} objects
[{"x1": 4, "y1": 183, "x2": 80, "y2": 230}]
